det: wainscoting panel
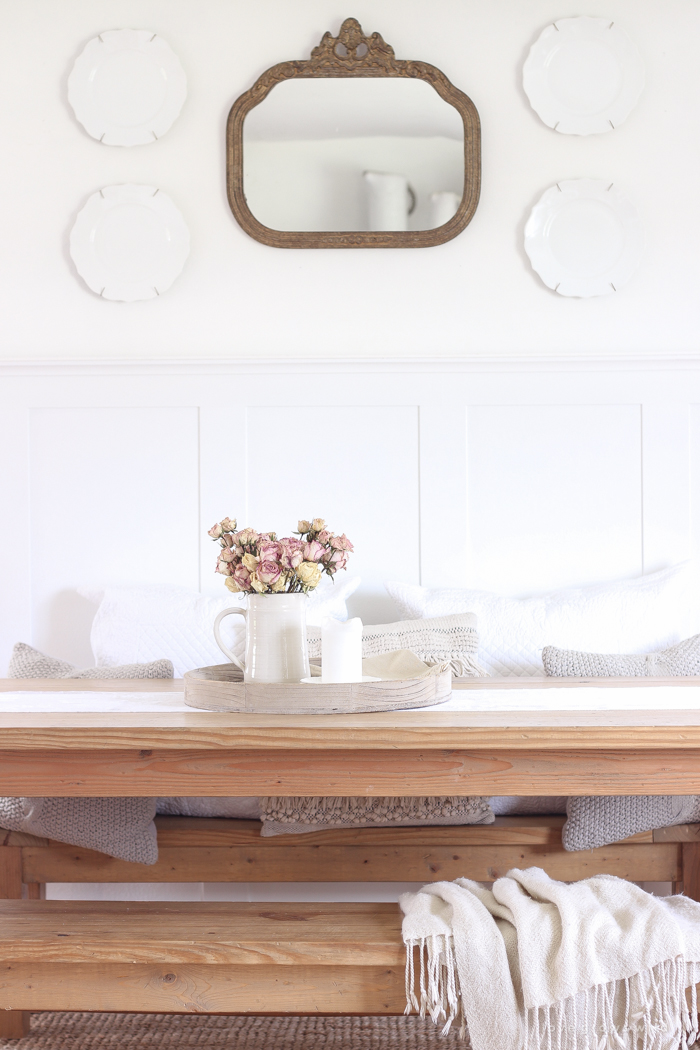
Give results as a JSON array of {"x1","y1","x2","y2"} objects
[
  {"x1": 688, "y1": 405, "x2": 700, "y2": 570},
  {"x1": 28, "y1": 406, "x2": 200, "y2": 667},
  {"x1": 0, "y1": 408, "x2": 31, "y2": 670},
  {"x1": 0, "y1": 359, "x2": 699, "y2": 672},
  {"x1": 245, "y1": 406, "x2": 420, "y2": 624},
  {"x1": 466, "y1": 405, "x2": 644, "y2": 596}
]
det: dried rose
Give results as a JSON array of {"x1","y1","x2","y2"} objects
[
  {"x1": 224, "y1": 576, "x2": 241, "y2": 593},
  {"x1": 236, "y1": 528, "x2": 258, "y2": 546},
  {"x1": 208, "y1": 523, "x2": 224, "y2": 539},
  {"x1": 249, "y1": 572, "x2": 266, "y2": 594},
  {"x1": 296, "y1": 561, "x2": 322, "y2": 588},
  {"x1": 303, "y1": 540, "x2": 325, "y2": 563},
  {"x1": 270, "y1": 575, "x2": 286, "y2": 592},
  {"x1": 297, "y1": 520, "x2": 312, "y2": 534},
  {"x1": 257, "y1": 560, "x2": 282, "y2": 587},
  {"x1": 279, "y1": 538, "x2": 303, "y2": 570},
  {"x1": 220, "y1": 517, "x2": 237, "y2": 532},
  {"x1": 330, "y1": 533, "x2": 353, "y2": 551},
  {"x1": 241, "y1": 552, "x2": 259, "y2": 572},
  {"x1": 216, "y1": 558, "x2": 232, "y2": 576},
  {"x1": 324, "y1": 549, "x2": 348, "y2": 573},
  {"x1": 220, "y1": 548, "x2": 236, "y2": 563},
  {"x1": 312, "y1": 518, "x2": 325, "y2": 532},
  {"x1": 233, "y1": 564, "x2": 252, "y2": 591},
  {"x1": 258, "y1": 540, "x2": 282, "y2": 563}
]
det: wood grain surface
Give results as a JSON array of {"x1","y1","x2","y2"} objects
[
  {"x1": 184, "y1": 665, "x2": 452, "y2": 714},
  {"x1": 0, "y1": 901, "x2": 404, "y2": 966},
  {"x1": 21, "y1": 841, "x2": 679, "y2": 885},
  {"x1": 3, "y1": 716, "x2": 700, "y2": 752},
  {"x1": 0, "y1": 962, "x2": 406, "y2": 1014},
  {"x1": 1, "y1": 747, "x2": 700, "y2": 795}
]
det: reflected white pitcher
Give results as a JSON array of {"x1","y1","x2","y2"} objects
[{"x1": 213, "y1": 593, "x2": 310, "y2": 684}]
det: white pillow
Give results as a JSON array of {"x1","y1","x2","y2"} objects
[
  {"x1": 86, "y1": 576, "x2": 361, "y2": 678},
  {"x1": 386, "y1": 565, "x2": 698, "y2": 677}
]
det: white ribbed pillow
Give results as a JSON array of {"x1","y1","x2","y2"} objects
[{"x1": 387, "y1": 565, "x2": 697, "y2": 677}]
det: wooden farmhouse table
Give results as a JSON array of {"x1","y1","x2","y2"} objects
[
  {"x1": 0, "y1": 676, "x2": 700, "y2": 1032},
  {"x1": 1, "y1": 676, "x2": 700, "y2": 798}
]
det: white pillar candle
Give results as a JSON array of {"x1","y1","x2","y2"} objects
[{"x1": 321, "y1": 617, "x2": 363, "y2": 683}]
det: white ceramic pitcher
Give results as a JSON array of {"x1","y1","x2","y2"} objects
[{"x1": 213, "y1": 592, "x2": 310, "y2": 684}]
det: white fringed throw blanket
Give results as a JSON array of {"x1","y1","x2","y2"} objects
[{"x1": 400, "y1": 868, "x2": 700, "y2": 1050}]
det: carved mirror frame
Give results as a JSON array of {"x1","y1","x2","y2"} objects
[{"x1": 226, "y1": 18, "x2": 481, "y2": 248}]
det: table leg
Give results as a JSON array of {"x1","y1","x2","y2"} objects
[
  {"x1": 0, "y1": 847, "x2": 31, "y2": 1038},
  {"x1": 682, "y1": 843, "x2": 700, "y2": 902}
]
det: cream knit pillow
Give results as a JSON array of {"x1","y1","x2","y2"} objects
[
  {"x1": 0, "y1": 797, "x2": 157, "y2": 864},
  {"x1": 8, "y1": 642, "x2": 173, "y2": 679},
  {"x1": 542, "y1": 634, "x2": 700, "y2": 677}
]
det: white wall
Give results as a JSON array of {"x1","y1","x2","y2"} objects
[
  {"x1": 1, "y1": 0, "x2": 700, "y2": 360},
  {"x1": 1, "y1": 357, "x2": 698, "y2": 674}
]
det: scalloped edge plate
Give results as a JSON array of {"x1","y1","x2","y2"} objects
[
  {"x1": 523, "y1": 17, "x2": 645, "y2": 135},
  {"x1": 524, "y1": 179, "x2": 643, "y2": 298},
  {"x1": 69, "y1": 184, "x2": 190, "y2": 301},
  {"x1": 68, "y1": 29, "x2": 187, "y2": 146}
]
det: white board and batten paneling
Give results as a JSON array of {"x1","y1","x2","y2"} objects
[{"x1": 0, "y1": 356, "x2": 698, "y2": 673}]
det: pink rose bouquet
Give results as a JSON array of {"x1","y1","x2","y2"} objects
[{"x1": 208, "y1": 517, "x2": 354, "y2": 595}]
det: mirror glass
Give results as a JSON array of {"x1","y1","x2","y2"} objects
[{"x1": 243, "y1": 78, "x2": 465, "y2": 233}]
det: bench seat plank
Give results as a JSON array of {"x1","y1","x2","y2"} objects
[
  {"x1": 0, "y1": 901, "x2": 404, "y2": 966},
  {"x1": 0, "y1": 962, "x2": 406, "y2": 1014}
]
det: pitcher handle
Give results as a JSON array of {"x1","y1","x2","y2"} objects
[{"x1": 213, "y1": 607, "x2": 247, "y2": 672}]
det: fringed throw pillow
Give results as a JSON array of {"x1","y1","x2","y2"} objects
[
  {"x1": 258, "y1": 795, "x2": 494, "y2": 837},
  {"x1": 307, "y1": 614, "x2": 487, "y2": 678},
  {"x1": 8, "y1": 642, "x2": 173, "y2": 679},
  {"x1": 543, "y1": 633, "x2": 700, "y2": 677}
]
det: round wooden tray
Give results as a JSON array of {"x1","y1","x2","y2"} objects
[{"x1": 184, "y1": 664, "x2": 453, "y2": 714}]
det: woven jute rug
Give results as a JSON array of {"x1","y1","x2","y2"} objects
[{"x1": 0, "y1": 1013, "x2": 463, "y2": 1048}]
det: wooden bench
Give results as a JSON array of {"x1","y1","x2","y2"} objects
[
  {"x1": 0, "y1": 900, "x2": 406, "y2": 1017},
  {"x1": 2, "y1": 815, "x2": 700, "y2": 1037}
]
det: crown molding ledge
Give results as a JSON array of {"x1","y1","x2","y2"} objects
[{"x1": 1, "y1": 355, "x2": 700, "y2": 377}]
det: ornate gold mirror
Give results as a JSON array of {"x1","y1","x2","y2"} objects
[{"x1": 226, "y1": 18, "x2": 481, "y2": 248}]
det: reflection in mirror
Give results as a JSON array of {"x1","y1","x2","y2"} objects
[{"x1": 243, "y1": 78, "x2": 464, "y2": 233}]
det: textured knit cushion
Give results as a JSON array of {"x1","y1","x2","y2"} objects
[
  {"x1": 0, "y1": 797, "x2": 157, "y2": 864},
  {"x1": 86, "y1": 578, "x2": 361, "y2": 677},
  {"x1": 543, "y1": 634, "x2": 700, "y2": 677},
  {"x1": 8, "y1": 642, "x2": 173, "y2": 679},
  {"x1": 563, "y1": 795, "x2": 700, "y2": 851},
  {"x1": 258, "y1": 795, "x2": 494, "y2": 837},
  {"x1": 307, "y1": 614, "x2": 487, "y2": 678},
  {"x1": 386, "y1": 564, "x2": 696, "y2": 677}
]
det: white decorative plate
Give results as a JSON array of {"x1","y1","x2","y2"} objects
[
  {"x1": 69, "y1": 184, "x2": 190, "y2": 301},
  {"x1": 523, "y1": 17, "x2": 644, "y2": 135},
  {"x1": 524, "y1": 180, "x2": 643, "y2": 298},
  {"x1": 68, "y1": 30, "x2": 187, "y2": 146}
]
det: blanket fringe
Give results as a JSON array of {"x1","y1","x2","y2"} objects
[{"x1": 404, "y1": 940, "x2": 700, "y2": 1049}]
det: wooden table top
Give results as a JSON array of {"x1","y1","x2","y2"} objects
[{"x1": 1, "y1": 678, "x2": 700, "y2": 752}]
